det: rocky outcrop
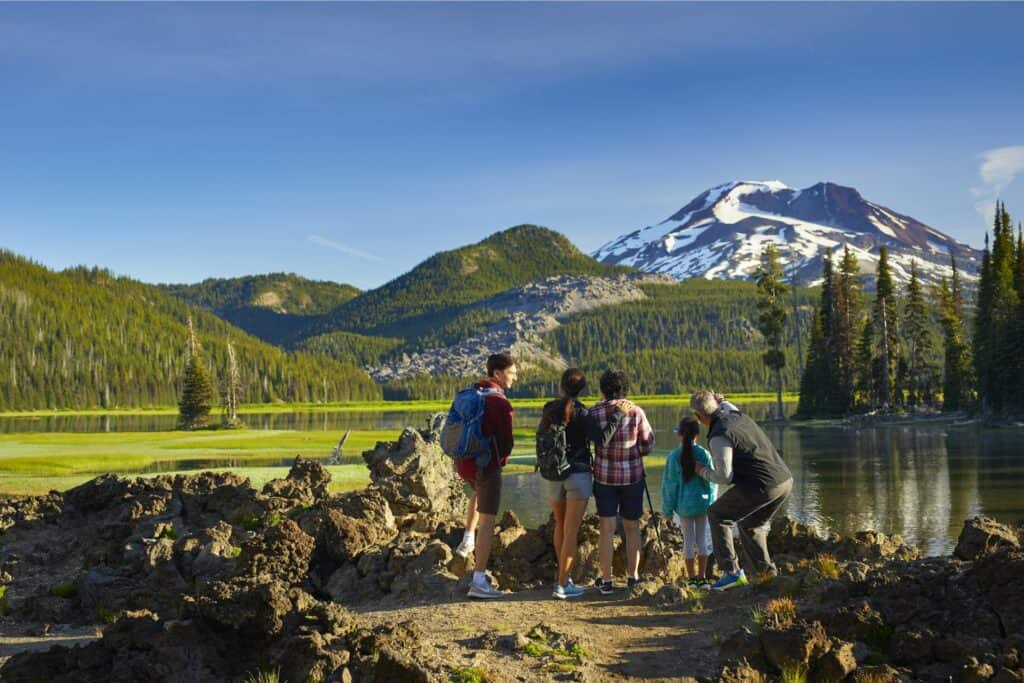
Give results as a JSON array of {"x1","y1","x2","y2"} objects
[{"x1": 367, "y1": 272, "x2": 673, "y2": 381}]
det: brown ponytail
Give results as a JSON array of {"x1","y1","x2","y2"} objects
[
  {"x1": 677, "y1": 417, "x2": 700, "y2": 482},
  {"x1": 560, "y1": 368, "x2": 587, "y2": 425}
]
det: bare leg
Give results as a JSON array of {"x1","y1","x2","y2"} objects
[
  {"x1": 473, "y1": 512, "x2": 496, "y2": 573},
  {"x1": 558, "y1": 497, "x2": 588, "y2": 586},
  {"x1": 549, "y1": 499, "x2": 566, "y2": 580},
  {"x1": 465, "y1": 493, "x2": 479, "y2": 533},
  {"x1": 623, "y1": 519, "x2": 641, "y2": 579},
  {"x1": 697, "y1": 554, "x2": 709, "y2": 578},
  {"x1": 598, "y1": 516, "x2": 617, "y2": 582},
  {"x1": 684, "y1": 557, "x2": 698, "y2": 579}
]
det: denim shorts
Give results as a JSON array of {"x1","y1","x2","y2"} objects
[
  {"x1": 542, "y1": 472, "x2": 593, "y2": 502},
  {"x1": 594, "y1": 479, "x2": 645, "y2": 521}
]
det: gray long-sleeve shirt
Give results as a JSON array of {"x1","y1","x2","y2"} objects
[{"x1": 700, "y1": 436, "x2": 734, "y2": 485}]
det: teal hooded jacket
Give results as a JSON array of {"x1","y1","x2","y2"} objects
[{"x1": 661, "y1": 444, "x2": 717, "y2": 518}]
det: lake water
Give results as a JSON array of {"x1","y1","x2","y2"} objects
[{"x1": 1, "y1": 402, "x2": 1015, "y2": 555}]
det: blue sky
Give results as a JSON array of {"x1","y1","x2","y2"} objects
[{"x1": 1, "y1": 2, "x2": 1022, "y2": 290}]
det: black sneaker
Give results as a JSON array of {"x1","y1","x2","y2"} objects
[
  {"x1": 597, "y1": 579, "x2": 616, "y2": 595},
  {"x1": 627, "y1": 577, "x2": 642, "y2": 589}
]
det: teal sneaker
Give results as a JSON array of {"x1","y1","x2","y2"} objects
[
  {"x1": 710, "y1": 570, "x2": 748, "y2": 591},
  {"x1": 553, "y1": 583, "x2": 585, "y2": 600}
]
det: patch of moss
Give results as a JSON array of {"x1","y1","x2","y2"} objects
[
  {"x1": 450, "y1": 666, "x2": 490, "y2": 683},
  {"x1": 157, "y1": 526, "x2": 177, "y2": 541},
  {"x1": 0, "y1": 584, "x2": 10, "y2": 616},
  {"x1": 228, "y1": 545, "x2": 242, "y2": 558},
  {"x1": 49, "y1": 581, "x2": 77, "y2": 599}
]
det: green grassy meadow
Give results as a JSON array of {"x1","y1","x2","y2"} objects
[{"x1": 0, "y1": 426, "x2": 540, "y2": 497}]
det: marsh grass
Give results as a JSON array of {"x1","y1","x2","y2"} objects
[
  {"x1": 750, "y1": 597, "x2": 796, "y2": 631},
  {"x1": 780, "y1": 664, "x2": 808, "y2": 683},
  {"x1": 813, "y1": 554, "x2": 840, "y2": 580},
  {"x1": 243, "y1": 668, "x2": 280, "y2": 683}
]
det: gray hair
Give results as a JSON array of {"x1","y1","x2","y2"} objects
[{"x1": 690, "y1": 390, "x2": 720, "y2": 418}]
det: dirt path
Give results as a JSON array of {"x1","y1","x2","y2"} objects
[{"x1": 357, "y1": 583, "x2": 759, "y2": 681}]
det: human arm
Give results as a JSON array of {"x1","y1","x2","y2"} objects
[
  {"x1": 485, "y1": 396, "x2": 515, "y2": 462},
  {"x1": 661, "y1": 449, "x2": 680, "y2": 517},
  {"x1": 636, "y1": 409, "x2": 655, "y2": 456},
  {"x1": 697, "y1": 436, "x2": 734, "y2": 485}
]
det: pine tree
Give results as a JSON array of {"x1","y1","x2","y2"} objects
[
  {"x1": 939, "y1": 254, "x2": 973, "y2": 411},
  {"x1": 796, "y1": 252, "x2": 835, "y2": 417},
  {"x1": 871, "y1": 246, "x2": 898, "y2": 408},
  {"x1": 831, "y1": 246, "x2": 864, "y2": 414},
  {"x1": 756, "y1": 244, "x2": 788, "y2": 419},
  {"x1": 178, "y1": 316, "x2": 214, "y2": 430},
  {"x1": 903, "y1": 260, "x2": 937, "y2": 406}
]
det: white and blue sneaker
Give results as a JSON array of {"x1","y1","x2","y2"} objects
[
  {"x1": 553, "y1": 583, "x2": 585, "y2": 600},
  {"x1": 710, "y1": 569, "x2": 748, "y2": 591}
]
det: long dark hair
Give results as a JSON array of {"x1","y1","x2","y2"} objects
[
  {"x1": 560, "y1": 368, "x2": 587, "y2": 425},
  {"x1": 677, "y1": 417, "x2": 700, "y2": 482}
]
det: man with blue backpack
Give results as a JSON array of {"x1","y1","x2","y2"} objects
[{"x1": 440, "y1": 352, "x2": 517, "y2": 599}]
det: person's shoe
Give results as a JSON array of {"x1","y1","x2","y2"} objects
[
  {"x1": 454, "y1": 538, "x2": 475, "y2": 559},
  {"x1": 467, "y1": 577, "x2": 502, "y2": 599},
  {"x1": 687, "y1": 578, "x2": 708, "y2": 590},
  {"x1": 710, "y1": 570, "x2": 748, "y2": 591},
  {"x1": 553, "y1": 583, "x2": 585, "y2": 600},
  {"x1": 596, "y1": 579, "x2": 617, "y2": 595},
  {"x1": 627, "y1": 577, "x2": 641, "y2": 589}
]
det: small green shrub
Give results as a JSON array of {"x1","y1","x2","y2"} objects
[
  {"x1": 228, "y1": 546, "x2": 242, "y2": 558},
  {"x1": 545, "y1": 662, "x2": 576, "y2": 674},
  {"x1": 267, "y1": 512, "x2": 282, "y2": 527},
  {"x1": 49, "y1": 581, "x2": 77, "y2": 599},
  {"x1": 243, "y1": 668, "x2": 280, "y2": 683},
  {"x1": 157, "y1": 526, "x2": 177, "y2": 541},
  {"x1": 519, "y1": 641, "x2": 547, "y2": 657},
  {"x1": 813, "y1": 554, "x2": 840, "y2": 580},
  {"x1": 450, "y1": 666, "x2": 489, "y2": 683},
  {"x1": 780, "y1": 664, "x2": 807, "y2": 683},
  {"x1": 98, "y1": 607, "x2": 120, "y2": 624},
  {"x1": 0, "y1": 584, "x2": 10, "y2": 616}
]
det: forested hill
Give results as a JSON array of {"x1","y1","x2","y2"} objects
[
  {"x1": 160, "y1": 274, "x2": 361, "y2": 346},
  {"x1": 0, "y1": 251, "x2": 380, "y2": 410},
  {"x1": 296, "y1": 225, "x2": 633, "y2": 341}
]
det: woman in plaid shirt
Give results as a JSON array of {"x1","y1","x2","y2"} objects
[{"x1": 588, "y1": 369, "x2": 655, "y2": 594}]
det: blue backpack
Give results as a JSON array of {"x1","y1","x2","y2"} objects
[{"x1": 440, "y1": 386, "x2": 501, "y2": 467}]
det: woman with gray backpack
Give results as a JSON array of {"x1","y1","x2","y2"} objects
[{"x1": 536, "y1": 368, "x2": 594, "y2": 599}]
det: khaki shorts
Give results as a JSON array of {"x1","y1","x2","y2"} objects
[{"x1": 542, "y1": 472, "x2": 593, "y2": 502}]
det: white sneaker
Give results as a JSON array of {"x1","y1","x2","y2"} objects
[
  {"x1": 467, "y1": 577, "x2": 503, "y2": 599},
  {"x1": 455, "y1": 538, "x2": 475, "y2": 558}
]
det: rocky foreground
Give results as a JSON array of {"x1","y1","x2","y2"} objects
[{"x1": 0, "y1": 427, "x2": 1022, "y2": 682}]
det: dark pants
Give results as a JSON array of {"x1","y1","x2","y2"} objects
[{"x1": 708, "y1": 478, "x2": 792, "y2": 575}]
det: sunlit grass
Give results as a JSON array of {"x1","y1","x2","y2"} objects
[{"x1": 0, "y1": 393, "x2": 799, "y2": 419}]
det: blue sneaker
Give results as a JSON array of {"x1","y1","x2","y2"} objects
[
  {"x1": 553, "y1": 583, "x2": 585, "y2": 600},
  {"x1": 710, "y1": 570, "x2": 748, "y2": 591}
]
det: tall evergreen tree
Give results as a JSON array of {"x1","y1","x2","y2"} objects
[
  {"x1": 939, "y1": 254, "x2": 973, "y2": 411},
  {"x1": 831, "y1": 246, "x2": 865, "y2": 413},
  {"x1": 796, "y1": 252, "x2": 835, "y2": 417},
  {"x1": 903, "y1": 260, "x2": 937, "y2": 405},
  {"x1": 178, "y1": 317, "x2": 214, "y2": 430},
  {"x1": 756, "y1": 243, "x2": 788, "y2": 419},
  {"x1": 871, "y1": 246, "x2": 899, "y2": 408}
]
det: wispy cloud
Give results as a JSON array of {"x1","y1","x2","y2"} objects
[
  {"x1": 972, "y1": 145, "x2": 1024, "y2": 224},
  {"x1": 307, "y1": 234, "x2": 382, "y2": 263}
]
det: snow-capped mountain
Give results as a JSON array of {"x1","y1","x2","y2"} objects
[{"x1": 593, "y1": 180, "x2": 980, "y2": 286}]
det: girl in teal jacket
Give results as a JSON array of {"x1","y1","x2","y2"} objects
[{"x1": 662, "y1": 416, "x2": 717, "y2": 582}]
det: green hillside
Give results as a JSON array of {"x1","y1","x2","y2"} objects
[
  {"x1": 161, "y1": 273, "x2": 361, "y2": 346},
  {"x1": 381, "y1": 279, "x2": 816, "y2": 399},
  {"x1": 298, "y1": 225, "x2": 632, "y2": 341},
  {"x1": 0, "y1": 252, "x2": 380, "y2": 411}
]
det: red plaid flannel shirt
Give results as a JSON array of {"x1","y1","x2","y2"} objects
[{"x1": 589, "y1": 398, "x2": 654, "y2": 486}]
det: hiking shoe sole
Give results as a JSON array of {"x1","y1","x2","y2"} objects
[{"x1": 467, "y1": 584, "x2": 503, "y2": 599}]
